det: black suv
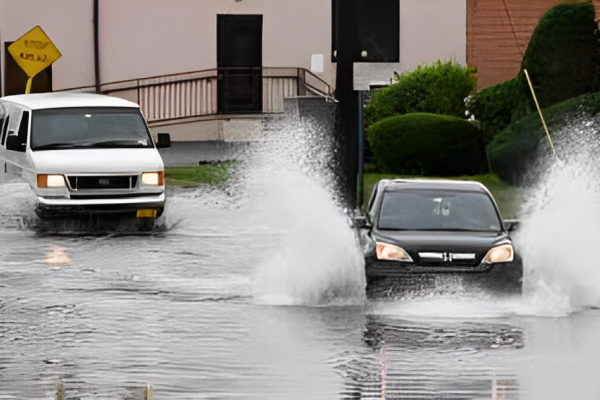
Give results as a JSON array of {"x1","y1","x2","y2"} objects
[{"x1": 355, "y1": 179, "x2": 522, "y2": 295}]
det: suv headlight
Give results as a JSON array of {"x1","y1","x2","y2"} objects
[
  {"x1": 141, "y1": 171, "x2": 164, "y2": 186},
  {"x1": 376, "y1": 242, "x2": 413, "y2": 262},
  {"x1": 483, "y1": 244, "x2": 514, "y2": 264}
]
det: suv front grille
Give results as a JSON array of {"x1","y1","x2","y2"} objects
[
  {"x1": 417, "y1": 252, "x2": 480, "y2": 267},
  {"x1": 67, "y1": 175, "x2": 138, "y2": 190}
]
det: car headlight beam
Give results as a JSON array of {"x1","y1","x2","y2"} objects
[
  {"x1": 483, "y1": 244, "x2": 514, "y2": 264},
  {"x1": 376, "y1": 242, "x2": 413, "y2": 262},
  {"x1": 37, "y1": 174, "x2": 66, "y2": 188},
  {"x1": 142, "y1": 171, "x2": 164, "y2": 186}
]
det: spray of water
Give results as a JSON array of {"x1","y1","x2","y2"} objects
[
  {"x1": 246, "y1": 98, "x2": 365, "y2": 306},
  {"x1": 518, "y1": 114, "x2": 600, "y2": 309}
]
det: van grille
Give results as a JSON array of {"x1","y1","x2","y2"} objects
[{"x1": 67, "y1": 175, "x2": 137, "y2": 190}]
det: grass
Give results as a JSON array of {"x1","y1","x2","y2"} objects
[
  {"x1": 164, "y1": 163, "x2": 525, "y2": 219},
  {"x1": 363, "y1": 173, "x2": 525, "y2": 219},
  {"x1": 164, "y1": 162, "x2": 232, "y2": 188}
]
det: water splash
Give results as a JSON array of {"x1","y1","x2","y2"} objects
[
  {"x1": 248, "y1": 98, "x2": 365, "y2": 306},
  {"x1": 518, "y1": 111, "x2": 600, "y2": 309}
]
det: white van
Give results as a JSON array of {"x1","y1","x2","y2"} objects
[{"x1": 0, "y1": 92, "x2": 170, "y2": 225}]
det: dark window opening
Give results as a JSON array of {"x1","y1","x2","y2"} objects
[
  {"x1": 1, "y1": 115, "x2": 11, "y2": 146},
  {"x1": 6, "y1": 111, "x2": 29, "y2": 152},
  {"x1": 332, "y1": 0, "x2": 400, "y2": 63},
  {"x1": 217, "y1": 14, "x2": 263, "y2": 114}
]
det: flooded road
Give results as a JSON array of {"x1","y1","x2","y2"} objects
[
  {"x1": 2, "y1": 180, "x2": 600, "y2": 400},
  {"x1": 3, "y1": 108, "x2": 600, "y2": 399}
]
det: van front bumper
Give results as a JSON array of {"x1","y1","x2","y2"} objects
[{"x1": 35, "y1": 193, "x2": 165, "y2": 218}]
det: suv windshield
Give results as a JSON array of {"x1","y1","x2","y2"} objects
[
  {"x1": 378, "y1": 189, "x2": 502, "y2": 232},
  {"x1": 30, "y1": 107, "x2": 153, "y2": 151}
]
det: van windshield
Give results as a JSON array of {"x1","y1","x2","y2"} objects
[{"x1": 30, "y1": 107, "x2": 153, "y2": 151}]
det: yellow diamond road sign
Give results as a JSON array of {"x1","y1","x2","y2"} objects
[{"x1": 8, "y1": 25, "x2": 62, "y2": 78}]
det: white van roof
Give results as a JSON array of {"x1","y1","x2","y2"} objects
[{"x1": 0, "y1": 92, "x2": 139, "y2": 110}]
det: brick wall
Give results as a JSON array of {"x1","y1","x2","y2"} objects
[{"x1": 467, "y1": 0, "x2": 600, "y2": 89}]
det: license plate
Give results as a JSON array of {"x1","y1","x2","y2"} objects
[{"x1": 137, "y1": 209, "x2": 157, "y2": 218}]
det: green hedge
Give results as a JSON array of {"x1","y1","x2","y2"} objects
[
  {"x1": 467, "y1": 2, "x2": 600, "y2": 142},
  {"x1": 366, "y1": 113, "x2": 488, "y2": 176},
  {"x1": 466, "y1": 76, "x2": 530, "y2": 143},
  {"x1": 522, "y1": 2, "x2": 600, "y2": 109},
  {"x1": 364, "y1": 61, "x2": 477, "y2": 127},
  {"x1": 487, "y1": 92, "x2": 600, "y2": 184}
]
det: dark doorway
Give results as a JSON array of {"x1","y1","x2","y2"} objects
[
  {"x1": 217, "y1": 15, "x2": 263, "y2": 114},
  {"x1": 4, "y1": 42, "x2": 53, "y2": 96},
  {"x1": 332, "y1": 0, "x2": 400, "y2": 63}
]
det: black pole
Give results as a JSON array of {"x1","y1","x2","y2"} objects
[
  {"x1": 357, "y1": 91, "x2": 365, "y2": 209},
  {"x1": 334, "y1": 0, "x2": 359, "y2": 209},
  {"x1": 93, "y1": 0, "x2": 101, "y2": 93}
]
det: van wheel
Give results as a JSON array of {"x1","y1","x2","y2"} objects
[{"x1": 137, "y1": 217, "x2": 155, "y2": 231}]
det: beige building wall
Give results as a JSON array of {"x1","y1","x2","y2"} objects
[
  {"x1": 400, "y1": 0, "x2": 466, "y2": 71},
  {"x1": 0, "y1": 0, "x2": 467, "y2": 93},
  {"x1": 0, "y1": 0, "x2": 96, "y2": 91},
  {"x1": 0, "y1": 0, "x2": 334, "y2": 91},
  {"x1": 99, "y1": 0, "x2": 334, "y2": 86}
]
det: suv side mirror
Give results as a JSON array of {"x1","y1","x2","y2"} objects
[
  {"x1": 156, "y1": 133, "x2": 171, "y2": 148},
  {"x1": 353, "y1": 215, "x2": 371, "y2": 229},
  {"x1": 504, "y1": 219, "x2": 520, "y2": 232}
]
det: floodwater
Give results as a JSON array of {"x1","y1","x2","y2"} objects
[
  {"x1": 3, "y1": 184, "x2": 600, "y2": 400},
  {"x1": 3, "y1": 107, "x2": 600, "y2": 399}
]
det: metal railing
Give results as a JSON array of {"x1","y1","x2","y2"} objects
[{"x1": 93, "y1": 67, "x2": 332, "y2": 123}]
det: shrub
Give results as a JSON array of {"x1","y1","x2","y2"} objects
[
  {"x1": 364, "y1": 61, "x2": 477, "y2": 127},
  {"x1": 366, "y1": 113, "x2": 488, "y2": 176},
  {"x1": 487, "y1": 92, "x2": 600, "y2": 184},
  {"x1": 466, "y1": 76, "x2": 531, "y2": 143},
  {"x1": 467, "y1": 2, "x2": 600, "y2": 142},
  {"x1": 522, "y1": 2, "x2": 600, "y2": 110}
]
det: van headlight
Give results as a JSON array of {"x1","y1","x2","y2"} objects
[
  {"x1": 37, "y1": 174, "x2": 66, "y2": 188},
  {"x1": 483, "y1": 244, "x2": 514, "y2": 264},
  {"x1": 141, "y1": 171, "x2": 164, "y2": 186},
  {"x1": 376, "y1": 242, "x2": 413, "y2": 262}
]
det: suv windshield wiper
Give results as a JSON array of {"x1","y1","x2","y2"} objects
[{"x1": 379, "y1": 227, "x2": 499, "y2": 232}]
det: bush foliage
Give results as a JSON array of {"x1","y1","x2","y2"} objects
[
  {"x1": 364, "y1": 61, "x2": 477, "y2": 127},
  {"x1": 487, "y1": 92, "x2": 600, "y2": 184},
  {"x1": 467, "y1": 2, "x2": 600, "y2": 142},
  {"x1": 522, "y1": 2, "x2": 600, "y2": 109},
  {"x1": 366, "y1": 113, "x2": 488, "y2": 176}
]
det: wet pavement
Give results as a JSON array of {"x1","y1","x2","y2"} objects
[
  {"x1": 3, "y1": 173, "x2": 600, "y2": 399},
  {"x1": 3, "y1": 116, "x2": 600, "y2": 399}
]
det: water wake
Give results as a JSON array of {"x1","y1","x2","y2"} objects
[
  {"x1": 517, "y1": 112, "x2": 600, "y2": 310},
  {"x1": 247, "y1": 100, "x2": 365, "y2": 306}
]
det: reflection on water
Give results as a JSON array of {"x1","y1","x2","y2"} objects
[{"x1": 338, "y1": 314, "x2": 521, "y2": 400}]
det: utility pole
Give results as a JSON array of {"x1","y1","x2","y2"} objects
[
  {"x1": 332, "y1": 0, "x2": 399, "y2": 209},
  {"x1": 333, "y1": 0, "x2": 360, "y2": 208}
]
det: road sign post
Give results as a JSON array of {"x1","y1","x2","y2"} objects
[{"x1": 7, "y1": 26, "x2": 62, "y2": 94}]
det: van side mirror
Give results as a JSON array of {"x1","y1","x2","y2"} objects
[
  {"x1": 156, "y1": 133, "x2": 171, "y2": 148},
  {"x1": 6, "y1": 131, "x2": 26, "y2": 152}
]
